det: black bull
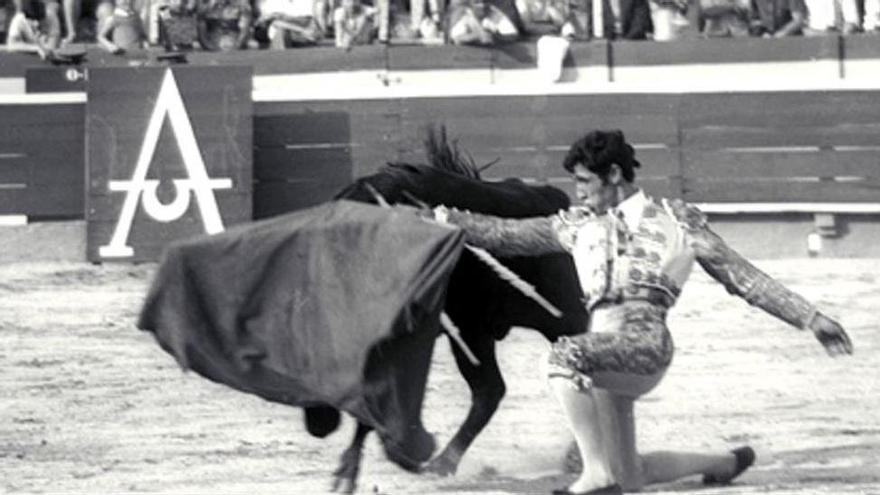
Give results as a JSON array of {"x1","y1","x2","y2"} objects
[{"x1": 318, "y1": 163, "x2": 589, "y2": 491}]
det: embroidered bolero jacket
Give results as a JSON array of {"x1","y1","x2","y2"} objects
[{"x1": 443, "y1": 192, "x2": 818, "y2": 330}]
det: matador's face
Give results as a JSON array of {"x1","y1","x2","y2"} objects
[{"x1": 572, "y1": 163, "x2": 619, "y2": 214}]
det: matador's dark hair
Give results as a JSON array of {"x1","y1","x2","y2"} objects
[{"x1": 562, "y1": 129, "x2": 641, "y2": 183}]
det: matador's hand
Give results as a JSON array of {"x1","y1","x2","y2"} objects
[
  {"x1": 432, "y1": 205, "x2": 449, "y2": 224},
  {"x1": 809, "y1": 312, "x2": 853, "y2": 357}
]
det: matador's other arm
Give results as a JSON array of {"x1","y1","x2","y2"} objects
[{"x1": 665, "y1": 199, "x2": 853, "y2": 356}]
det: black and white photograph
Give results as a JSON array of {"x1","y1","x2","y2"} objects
[{"x1": 1, "y1": 4, "x2": 879, "y2": 493}]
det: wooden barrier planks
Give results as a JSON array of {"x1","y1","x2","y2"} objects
[
  {"x1": 683, "y1": 149, "x2": 880, "y2": 179},
  {"x1": 4, "y1": 83, "x2": 879, "y2": 223},
  {"x1": 841, "y1": 34, "x2": 880, "y2": 61},
  {"x1": 680, "y1": 91, "x2": 880, "y2": 203},
  {"x1": 250, "y1": 92, "x2": 687, "y2": 217},
  {"x1": 611, "y1": 36, "x2": 839, "y2": 67},
  {"x1": 680, "y1": 91, "x2": 880, "y2": 132},
  {"x1": 398, "y1": 95, "x2": 552, "y2": 180},
  {"x1": 0, "y1": 103, "x2": 84, "y2": 217},
  {"x1": 0, "y1": 153, "x2": 29, "y2": 185},
  {"x1": 686, "y1": 180, "x2": 880, "y2": 203},
  {"x1": 252, "y1": 100, "x2": 394, "y2": 218},
  {"x1": 209, "y1": 45, "x2": 386, "y2": 74},
  {"x1": 388, "y1": 44, "x2": 493, "y2": 71}
]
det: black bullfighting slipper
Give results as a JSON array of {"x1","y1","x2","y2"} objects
[
  {"x1": 551, "y1": 483, "x2": 623, "y2": 495},
  {"x1": 702, "y1": 446, "x2": 756, "y2": 485}
]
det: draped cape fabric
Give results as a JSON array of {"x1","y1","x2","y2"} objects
[{"x1": 137, "y1": 200, "x2": 465, "y2": 467}]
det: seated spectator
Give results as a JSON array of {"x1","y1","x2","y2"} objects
[
  {"x1": 699, "y1": 0, "x2": 749, "y2": 36},
  {"x1": 1, "y1": 2, "x2": 9, "y2": 43},
  {"x1": 749, "y1": 0, "x2": 805, "y2": 36},
  {"x1": 446, "y1": 0, "x2": 519, "y2": 45},
  {"x1": 517, "y1": 0, "x2": 589, "y2": 39},
  {"x1": 648, "y1": 0, "x2": 690, "y2": 40},
  {"x1": 385, "y1": 0, "x2": 419, "y2": 40},
  {"x1": 517, "y1": 0, "x2": 567, "y2": 32},
  {"x1": 97, "y1": 0, "x2": 147, "y2": 52},
  {"x1": 592, "y1": 0, "x2": 651, "y2": 39},
  {"x1": 197, "y1": 0, "x2": 252, "y2": 50},
  {"x1": 345, "y1": 0, "x2": 387, "y2": 42},
  {"x1": 802, "y1": 0, "x2": 858, "y2": 35},
  {"x1": 866, "y1": 0, "x2": 880, "y2": 32},
  {"x1": 153, "y1": 0, "x2": 198, "y2": 50},
  {"x1": 311, "y1": 0, "x2": 330, "y2": 34},
  {"x1": 42, "y1": 0, "x2": 63, "y2": 45},
  {"x1": 409, "y1": 0, "x2": 443, "y2": 40},
  {"x1": 312, "y1": 0, "x2": 375, "y2": 40},
  {"x1": 256, "y1": 0, "x2": 323, "y2": 48},
  {"x1": 333, "y1": 0, "x2": 375, "y2": 47},
  {"x1": 7, "y1": 0, "x2": 60, "y2": 57},
  {"x1": 148, "y1": 0, "x2": 166, "y2": 43},
  {"x1": 491, "y1": 0, "x2": 526, "y2": 34},
  {"x1": 62, "y1": 0, "x2": 113, "y2": 43}
]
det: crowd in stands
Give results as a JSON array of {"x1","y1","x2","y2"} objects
[{"x1": 1, "y1": 0, "x2": 879, "y2": 57}]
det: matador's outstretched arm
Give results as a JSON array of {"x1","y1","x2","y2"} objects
[
  {"x1": 664, "y1": 199, "x2": 853, "y2": 356},
  {"x1": 439, "y1": 207, "x2": 568, "y2": 257}
]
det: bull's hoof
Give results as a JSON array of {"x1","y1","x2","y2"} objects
[
  {"x1": 383, "y1": 430, "x2": 436, "y2": 472},
  {"x1": 331, "y1": 458, "x2": 359, "y2": 493},
  {"x1": 331, "y1": 445, "x2": 362, "y2": 494},
  {"x1": 330, "y1": 474, "x2": 357, "y2": 494},
  {"x1": 422, "y1": 455, "x2": 458, "y2": 476}
]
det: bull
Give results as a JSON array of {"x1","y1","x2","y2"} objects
[{"x1": 314, "y1": 128, "x2": 589, "y2": 492}]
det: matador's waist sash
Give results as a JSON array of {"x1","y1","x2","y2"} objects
[{"x1": 590, "y1": 284, "x2": 676, "y2": 310}]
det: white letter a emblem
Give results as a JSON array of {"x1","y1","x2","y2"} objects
[{"x1": 99, "y1": 69, "x2": 233, "y2": 258}]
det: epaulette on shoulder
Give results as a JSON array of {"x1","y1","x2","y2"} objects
[{"x1": 661, "y1": 198, "x2": 708, "y2": 231}]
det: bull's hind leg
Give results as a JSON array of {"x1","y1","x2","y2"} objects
[
  {"x1": 331, "y1": 421, "x2": 372, "y2": 494},
  {"x1": 424, "y1": 334, "x2": 505, "y2": 476}
]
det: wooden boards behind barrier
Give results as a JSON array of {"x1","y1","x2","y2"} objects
[
  {"x1": 0, "y1": 103, "x2": 84, "y2": 217},
  {"x1": 680, "y1": 91, "x2": 880, "y2": 203},
  {"x1": 255, "y1": 90, "x2": 880, "y2": 211}
]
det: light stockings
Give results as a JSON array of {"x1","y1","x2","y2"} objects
[
  {"x1": 551, "y1": 380, "x2": 739, "y2": 491},
  {"x1": 549, "y1": 376, "x2": 616, "y2": 492}
]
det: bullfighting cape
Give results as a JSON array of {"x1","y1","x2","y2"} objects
[{"x1": 138, "y1": 200, "x2": 464, "y2": 467}]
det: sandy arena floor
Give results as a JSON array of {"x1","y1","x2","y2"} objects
[{"x1": 1, "y1": 259, "x2": 878, "y2": 494}]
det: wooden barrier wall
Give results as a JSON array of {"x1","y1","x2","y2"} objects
[
  {"x1": 2, "y1": 90, "x2": 879, "y2": 220},
  {"x1": 252, "y1": 91, "x2": 880, "y2": 218},
  {"x1": 680, "y1": 92, "x2": 880, "y2": 203},
  {"x1": 0, "y1": 103, "x2": 84, "y2": 219}
]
